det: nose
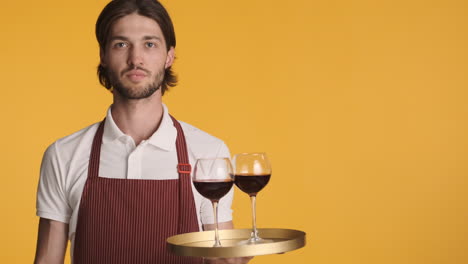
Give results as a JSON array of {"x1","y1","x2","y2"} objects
[{"x1": 127, "y1": 46, "x2": 143, "y2": 67}]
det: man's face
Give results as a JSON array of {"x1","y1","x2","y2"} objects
[{"x1": 101, "y1": 13, "x2": 174, "y2": 99}]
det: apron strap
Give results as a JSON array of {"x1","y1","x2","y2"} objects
[
  {"x1": 170, "y1": 115, "x2": 191, "y2": 175},
  {"x1": 170, "y1": 115, "x2": 199, "y2": 234},
  {"x1": 87, "y1": 119, "x2": 105, "y2": 179}
]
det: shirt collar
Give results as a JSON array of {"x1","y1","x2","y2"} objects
[
  {"x1": 147, "y1": 104, "x2": 177, "y2": 151},
  {"x1": 102, "y1": 103, "x2": 177, "y2": 151}
]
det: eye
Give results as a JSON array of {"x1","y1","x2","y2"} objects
[
  {"x1": 145, "y1": 42, "x2": 156, "y2": 48},
  {"x1": 114, "y1": 42, "x2": 128, "y2": 48}
]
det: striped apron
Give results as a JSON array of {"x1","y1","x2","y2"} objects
[{"x1": 73, "y1": 116, "x2": 202, "y2": 264}]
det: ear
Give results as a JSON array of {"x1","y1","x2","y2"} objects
[
  {"x1": 165, "y1": 47, "x2": 175, "y2": 69},
  {"x1": 100, "y1": 48, "x2": 107, "y2": 67}
]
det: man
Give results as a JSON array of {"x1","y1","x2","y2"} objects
[{"x1": 34, "y1": 0, "x2": 251, "y2": 263}]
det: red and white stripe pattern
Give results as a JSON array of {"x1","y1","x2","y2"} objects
[{"x1": 73, "y1": 117, "x2": 202, "y2": 264}]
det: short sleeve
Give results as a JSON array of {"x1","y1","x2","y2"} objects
[
  {"x1": 200, "y1": 141, "x2": 234, "y2": 225},
  {"x1": 36, "y1": 142, "x2": 71, "y2": 223}
]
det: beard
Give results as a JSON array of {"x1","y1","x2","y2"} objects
[{"x1": 109, "y1": 66, "x2": 165, "y2": 100}]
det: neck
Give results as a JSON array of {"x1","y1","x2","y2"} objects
[{"x1": 111, "y1": 90, "x2": 164, "y2": 145}]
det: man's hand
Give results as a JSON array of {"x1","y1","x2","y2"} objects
[
  {"x1": 202, "y1": 221, "x2": 253, "y2": 264},
  {"x1": 203, "y1": 256, "x2": 253, "y2": 264}
]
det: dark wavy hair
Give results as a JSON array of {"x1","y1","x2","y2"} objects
[{"x1": 96, "y1": 0, "x2": 177, "y2": 95}]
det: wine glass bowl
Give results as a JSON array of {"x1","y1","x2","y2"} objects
[
  {"x1": 233, "y1": 173, "x2": 271, "y2": 196},
  {"x1": 193, "y1": 158, "x2": 233, "y2": 247},
  {"x1": 233, "y1": 153, "x2": 272, "y2": 244}
]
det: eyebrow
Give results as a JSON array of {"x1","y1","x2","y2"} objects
[
  {"x1": 143, "y1": 35, "x2": 162, "y2": 41},
  {"x1": 109, "y1": 35, "x2": 162, "y2": 42}
]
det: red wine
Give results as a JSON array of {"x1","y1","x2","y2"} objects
[
  {"x1": 193, "y1": 180, "x2": 233, "y2": 202},
  {"x1": 234, "y1": 174, "x2": 271, "y2": 196}
]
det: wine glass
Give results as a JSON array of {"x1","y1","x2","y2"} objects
[
  {"x1": 193, "y1": 158, "x2": 234, "y2": 247},
  {"x1": 232, "y1": 152, "x2": 272, "y2": 244}
]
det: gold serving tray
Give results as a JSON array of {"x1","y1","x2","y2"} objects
[{"x1": 167, "y1": 228, "x2": 306, "y2": 258}]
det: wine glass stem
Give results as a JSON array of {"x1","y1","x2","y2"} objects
[
  {"x1": 250, "y1": 195, "x2": 259, "y2": 241},
  {"x1": 212, "y1": 201, "x2": 221, "y2": 247}
]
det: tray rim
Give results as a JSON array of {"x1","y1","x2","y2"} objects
[{"x1": 166, "y1": 228, "x2": 306, "y2": 258}]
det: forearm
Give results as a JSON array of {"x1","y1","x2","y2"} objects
[
  {"x1": 34, "y1": 218, "x2": 69, "y2": 264},
  {"x1": 203, "y1": 220, "x2": 234, "y2": 231}
]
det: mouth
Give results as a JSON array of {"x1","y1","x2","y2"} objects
[{"x1": 125, "y1": 69, "x2": 148, "y2": 82}]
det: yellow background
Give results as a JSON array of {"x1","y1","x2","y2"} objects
[{"x1": 1, "y1": 0, "x2": 467, "y2": 263}]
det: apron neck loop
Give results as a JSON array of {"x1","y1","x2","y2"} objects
[{"x1": 87, "y1": 116, "x2": 192, "y2": 179}]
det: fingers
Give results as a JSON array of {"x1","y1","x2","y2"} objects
[{"x1": 203, "y1": 256, "x2": 254, "y2": 264}]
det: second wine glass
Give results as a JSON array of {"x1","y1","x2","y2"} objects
[{"x1": 233, "y1": 152, "x2": 272, "y2": 244}]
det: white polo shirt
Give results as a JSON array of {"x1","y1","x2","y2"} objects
[{"x1": 36, "y1": 104, "x2": 233, "y2": 249}]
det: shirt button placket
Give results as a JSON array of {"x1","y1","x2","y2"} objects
[
  {"x1": 126, "y1": 136, "x2": 138, "y2": 179},
  {"x1": 129, "y1": 141, "x2": 145, "y2": 179}
]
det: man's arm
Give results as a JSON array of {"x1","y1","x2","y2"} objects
[
  {"x1": 34, "y1": 218, "x2": 69, "y2": 264},
  {"x1": 202, "y1": 221, "x2": 253, "y2": 264},
  {"x1": 202, "y1": 220, "x2": 234, "y2": 231}
]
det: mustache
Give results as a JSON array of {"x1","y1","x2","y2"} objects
[{"x1": 121, "y1": 66, "x2": 151, "y2": 76}]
